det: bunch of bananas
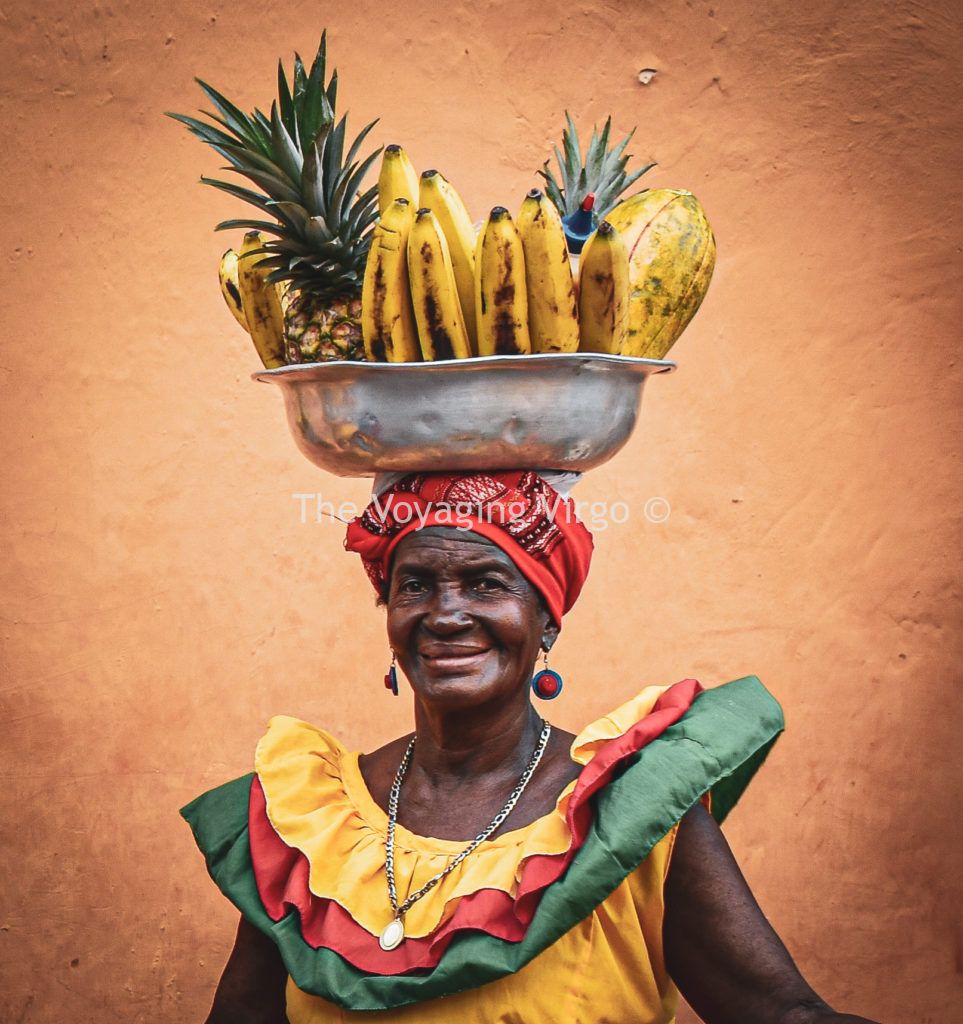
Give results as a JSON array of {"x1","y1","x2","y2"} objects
[
  {"x1": 220, "y1": 144, "x2": 715, "y2": 366},
  {"x1": 362, "y1": 145, "x2": 632, "y2": 361}
]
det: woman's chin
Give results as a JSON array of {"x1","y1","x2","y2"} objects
[{"x1": 408, "y1": 658, "x2": 507, "y2": 705}]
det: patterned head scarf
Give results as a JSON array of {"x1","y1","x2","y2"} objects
[{"x1": 343, "y1": 471, "x2": 594, "y2": 625}]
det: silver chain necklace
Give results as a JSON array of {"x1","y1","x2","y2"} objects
[{"x1": 379, "y1": 717, "x2": 552, "y2": 951}]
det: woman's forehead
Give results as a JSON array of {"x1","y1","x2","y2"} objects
[
  {"x1": 389, "y1": 529, "x2": 523, "y2": 577},
  {"x1": 393, "y1": 527, "x2": 507, "y2": 560}
]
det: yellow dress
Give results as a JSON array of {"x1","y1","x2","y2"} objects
[
  {"x1": 257, "y1": 686, "x2": 685, "y2": 1024},
  {"x1": 181, "y1": 675, "x2": 784, "y2": 1024}
]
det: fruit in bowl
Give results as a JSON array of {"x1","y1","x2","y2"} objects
[{"x1": 170, "y1": 34, "x2": 715, "y2": 368}]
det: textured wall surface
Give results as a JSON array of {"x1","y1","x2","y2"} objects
[{"x1": 1, "y1": 1, "x2": 960, "y2": 1021}]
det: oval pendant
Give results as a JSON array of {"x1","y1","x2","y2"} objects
[{"x1": 379, "y1": 917, "x2": 405, "y2": 951}]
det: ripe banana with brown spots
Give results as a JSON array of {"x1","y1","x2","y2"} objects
[
  {"x1": 517, "y1": 189, "x2": 579, "y2": 353},
  {"x1": 475, "y1": 207, "x2": 531, "y2": 356},
  {"x1": 418, "y1": 169, "x2": 478, "y2": 354},
  {"x1": 218, "y1": 249, "x2": 249, "y2": 333},
  {"x1": 361, "y1": 198, "x2": 421, "y2": 362},
  {"x1": 377, "y1": 144, "x2": 420, "y2": 216},
  {"x1": 604, "y1": 188, "x2": 716, "y2": 358},
  {"x1": 577, "y1": 221, "x2": 629, "y2": 355},
  {"x1": 407, "y1": 208, "x2": 472, "y2": 360},
  {"x1": 236, "y1": 231, "x2": 286, "y2": 368}
]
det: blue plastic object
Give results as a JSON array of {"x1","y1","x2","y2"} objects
[{"x1": 562, "y1": 192, "x2": 598, "y2": 254}]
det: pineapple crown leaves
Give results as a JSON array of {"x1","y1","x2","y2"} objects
[
  {"x1": 166, "y1": 31, "x2": 382, "y2": 299},
  {"x1": 538, "y1": 111, "x2": 655, "y2": 218}
]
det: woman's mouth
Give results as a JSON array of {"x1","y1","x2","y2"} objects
[{"x1": 419, "y1": 646, "x2": 490, "y2": 673}]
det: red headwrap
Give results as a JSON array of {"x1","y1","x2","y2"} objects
[{"x1": 343, "y1": 471, "x2": 594, "y2": 625}]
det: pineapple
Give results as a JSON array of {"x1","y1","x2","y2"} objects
[
  {"x1": 168, "y1": 32, "x2": 380, "y2": 362},
  {"x1": 538, "y1": 112, "x2": 654, "y2": 219},
  {"x1": 281, "y1": 292, "x2": 365, "y2": 363}
]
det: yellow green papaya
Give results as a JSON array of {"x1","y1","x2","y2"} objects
[{"x1": 604, "y1": 188, "x2": 716, "y2": 359}]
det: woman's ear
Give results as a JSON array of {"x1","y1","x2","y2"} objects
[{"x1": 541, "y1": 621, "x2": 560, "y2": 652}]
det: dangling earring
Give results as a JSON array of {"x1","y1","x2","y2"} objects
[
  {"x1": 384, "y1": 651, "x2": 399, "y2": 696},
  {"x1": 531, "y1": 649, "x2": 563, "y2": 700}
]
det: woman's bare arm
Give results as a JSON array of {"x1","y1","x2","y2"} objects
[
  {"x1": 204, "y1": 915, "x2": 288, "y2": 1024},
  {"x1": 664, "y1": 803, "x2": 880, "y2": 1024}
]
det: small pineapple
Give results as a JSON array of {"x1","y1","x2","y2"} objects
[
  {"x1": 169, "y1": 33, "x2": 380, "y2": 362},
  {"x1": 538, "y1": 112, "x2": 654, "y2": 220}
]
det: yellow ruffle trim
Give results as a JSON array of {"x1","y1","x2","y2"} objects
[{"x1": 254, "y1": 684, "x2": 673, "y2": 939}]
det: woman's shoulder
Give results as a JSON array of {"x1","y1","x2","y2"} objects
[
  {"x1": 179, "y1": 717, "x2": 358, "y2": 866},
  {"x1": 255, "y1": 714, "x2": 351, "y2": 768}
]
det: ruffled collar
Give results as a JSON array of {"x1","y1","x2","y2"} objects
[
  {"x1": 249, "y1": 683, "x2": 701, "y2": 972},
  {"x1": 254, "y1": 682, "x2": 675, "y2": 870}
]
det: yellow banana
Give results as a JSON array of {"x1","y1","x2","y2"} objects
[
  {"x1": 236, "y1": 231, "x2": 286, "y2": 368},
  {"x1": 361, "y1": 198, "x2": 421, "y2": 363},
  {"x1": 407, "y1": 208, "x2": 472, "y2": 360},
  {"x1": 475, "y1": 207, "x2": 531, "y2": 356},
  {"x1": 218, "y1": 249, "x2": 249, "y2": 333},
  {"x1": 418, "y1": 169, "x2": 477, "y2": 353},
  {"x1": 605, "y1": 188, "x2": 716, "y2": 358},
  {"x1": 377, "y1": 144, "x2": 419, "y2": 216},
  {"x1": 577, "y1": 221, "x2": 629, "y2": 355},
  {"x1": 516, "y1": 189, "x2": 579, "y2": 353}
]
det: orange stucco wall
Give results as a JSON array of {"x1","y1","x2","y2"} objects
[{"x1": 1, "y1": 1, "x2": 960, "y2": 1020}]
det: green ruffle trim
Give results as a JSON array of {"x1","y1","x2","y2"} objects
[{"x1": 182, "y1": 675, "x2": 783, "y2": 1010}]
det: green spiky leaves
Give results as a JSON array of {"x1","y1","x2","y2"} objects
[
  {"x1": 166, "y1": 32, "x2": 382, "y2": 302},
  {"x1": 538, "y1": 112, "x2": 654, "y2": 219}
]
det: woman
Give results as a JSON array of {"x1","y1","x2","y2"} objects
[{"x1": 184, "y1": 471, "x2": 879, "y2": 1023}]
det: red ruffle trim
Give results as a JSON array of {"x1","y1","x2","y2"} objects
[{"x1": 249, "y1": 678, "x2": 702, "y2": 974}]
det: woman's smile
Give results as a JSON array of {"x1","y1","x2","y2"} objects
[{"x1": 418, "y1": 643, "x2": 492, "y2": 674}]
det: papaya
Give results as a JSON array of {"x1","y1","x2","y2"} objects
[{"x1": 604, "y1": 188, "x2": 716, "y2": 359}]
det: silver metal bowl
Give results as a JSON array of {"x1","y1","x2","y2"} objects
[{"x1": 252, "y1": 352, "x2": 676, "y2": 477}]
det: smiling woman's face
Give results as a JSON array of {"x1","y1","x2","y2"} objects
[{"x1": 386, "y1": 527, "x2": 558, "y2": 710}]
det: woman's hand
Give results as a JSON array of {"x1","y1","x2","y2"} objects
[
  {"x1": 663, "y1": 803, "x2": 880, "y2": 1024},
  {"x1": 204, "y1": 915, "x2": 288, "y2": 1024}
]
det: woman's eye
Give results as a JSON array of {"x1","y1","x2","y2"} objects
[
  {"x1": 473, "y1": 577, "x2": 504, "y2": 591},
  {"x1": 398, "y1": 579, "x2": 426, "y2": 594}
]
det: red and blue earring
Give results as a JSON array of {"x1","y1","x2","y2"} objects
[
  {"x1": 531, "y1": 649, "x2": 563, "y2": 700},
  {"x1": 384, "y1": 651, "x2": 399, "y2": 696}
]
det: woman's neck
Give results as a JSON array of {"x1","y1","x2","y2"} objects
[{"x1": 409, "y1": 693, "x2": 544, "y2": 787}]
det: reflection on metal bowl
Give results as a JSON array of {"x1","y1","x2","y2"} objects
[{"x1": 252, "y1": 352, "x2": 676, "y2": 477}]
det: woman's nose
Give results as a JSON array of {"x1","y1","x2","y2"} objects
[{"x1": 424, "y1": 587, "x2": 472, "y2": 633}]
